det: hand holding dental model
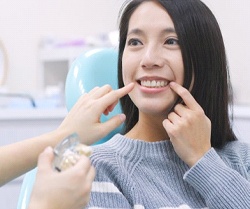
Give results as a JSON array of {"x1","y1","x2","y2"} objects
[
  {"x1": 0, "y1": 83, "x2": 134, "y2": 208},
  {"x1": 28, "y1": 146, "x2": 94, "y2": 209}
]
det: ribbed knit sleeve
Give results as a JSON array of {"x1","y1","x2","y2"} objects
[{"x1": 184, "y1": 147, "x2": 250, "y2": 209}]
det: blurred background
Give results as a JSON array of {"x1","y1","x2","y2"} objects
[
  {"x1": 0, "y1": 0, "x2": 250, "y2": 107},
  {"x1": 0, "y1": 0, "x2": 124, "y2": 109},
  {"x1": 0, "y1": 0, "x2": 249, "y2": 208}
]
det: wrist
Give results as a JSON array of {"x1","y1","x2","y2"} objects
[
  {"x1": 187, "y1": 148, "x2": 211, "y2": 167},
  {"x1": 49, "y1": 128, "x2": 72, "y2": 147}
]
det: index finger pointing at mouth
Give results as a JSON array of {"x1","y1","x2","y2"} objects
[
  {"x1": 113, "y1": 83, "x2": 135, "y2": 101},
  {"x1": 100, "y1": 83, "x2": 135, "y2": 107},
  {"x1": 169, "y1": 82, "x2": 203, "y2": 111}
]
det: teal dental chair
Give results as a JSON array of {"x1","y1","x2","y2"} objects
[{"x1": 17, "y1": 47, "x2": 121, "y2": 209}]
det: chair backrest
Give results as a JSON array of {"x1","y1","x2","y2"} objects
[
  {"x1": 65, "y1": 47, "x2": 121, "y2": 144},
  {"x1": 17, "y1": 47, "x2": 120, "y2": 209}
]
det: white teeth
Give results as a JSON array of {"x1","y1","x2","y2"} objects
[{"x1": 141, "y1": 80, "x2": 169, "y2": 88}]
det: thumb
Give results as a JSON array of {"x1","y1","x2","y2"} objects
[
  {"x1": 37, "y1": 146, "x2": 54, "y2": 170},
  {"x1": 101, "y1": 114, "x2": 126, "y2": 135}
]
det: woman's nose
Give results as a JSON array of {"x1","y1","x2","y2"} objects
[{"x1": 140, "y1": 46, "x2": 164, "y2": 69}]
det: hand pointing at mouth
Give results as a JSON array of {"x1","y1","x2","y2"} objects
[{"x1": 163, "y1": 82, "x2": 211, "y2": 167}]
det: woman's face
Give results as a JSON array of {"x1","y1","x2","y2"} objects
[{"x1": 122, "y1": 1, "x2": 184, "y2": 117}]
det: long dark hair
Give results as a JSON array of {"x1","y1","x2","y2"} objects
[{"x1": 118, "y1": 0, "x2": 237, "y2": 148}]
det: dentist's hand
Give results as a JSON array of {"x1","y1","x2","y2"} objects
[
  {"x1": 58, "y1": 83, "x2": 135, "y2": 145},
  {"x1": 163, "y1": 82, "x2": 211, "y2": 167},
  {"x1": 28, "y1": 147, "x2": 95, "y2": 209}
]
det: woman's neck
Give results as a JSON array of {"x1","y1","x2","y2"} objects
[{"x1": 125, "y1": 115, "x2": 169, "y2": 142}]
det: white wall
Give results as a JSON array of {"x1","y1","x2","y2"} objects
[
  {"x1": 0, "y1": 0, "x2": 124, "y2": 93},
  {"x1": 0, "y1": 0, "x2": 250, "y2": 105},
  {"x1": 202, "y1": 0, "x2": 250, "y2": 105}
]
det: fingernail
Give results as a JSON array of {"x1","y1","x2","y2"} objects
[
  {"x1": 119, "y1": 114, "x2": 126, "y2": 121},
  {"x1": 44, "y1": 146, "x2": 53, "y2": 153},
  {"x1": 169, "y1": 82, "x2": 176, "y2": 87}
]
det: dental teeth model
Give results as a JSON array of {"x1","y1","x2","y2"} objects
[{"x1": 53, "y1": 133, "x2": 92, "y2": 172}]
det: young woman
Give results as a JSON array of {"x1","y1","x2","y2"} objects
[
  {"x1": 0, "y1": 84, "x2": 134, "y2": 208},
  {"x1": 86, "y1": 0, "x2": 250, "y2": 208}
]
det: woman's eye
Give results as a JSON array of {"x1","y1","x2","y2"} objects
[
  {"x1": 165, "y1": 38, "x2": 179, "y2": 45},
  {"x1": 127, "y1": 38, "x2": 142, "y2": 46}
]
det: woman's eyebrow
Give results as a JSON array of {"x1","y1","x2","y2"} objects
[
  {"x1": 127, "y1": 27, "x2": 177, "y2": 36},
  {"x1": 127, "y1": 28, "x2": 144, "y2": 36},
  {"x1": 161, "y1": 27, "x2": 177, "y2": 35}
]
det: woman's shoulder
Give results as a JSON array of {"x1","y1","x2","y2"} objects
[
  {"x1": 89, "y1": 134, "x2": 128, "y2": 166},
  {"x1": 217, "y1": 140, "x2": 250, "y2": 164},
  {"x1": 221, "y1": 140, "x2": 250, "y2": 152},
  {"x1": 90, "y1": 138, "x2": 118, "y2": 161}
]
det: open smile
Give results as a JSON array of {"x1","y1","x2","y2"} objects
[{"x1": 138, "y1": 80, "x2": 169, "y2": 88}]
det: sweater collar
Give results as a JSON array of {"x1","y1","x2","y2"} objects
[{"x1": 105, "y1": 134, "x2": 180, "y2": 161}]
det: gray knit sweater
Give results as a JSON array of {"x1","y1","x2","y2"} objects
[{"x1": 86, "y1": 134, "x2": 250, "y2": 209}]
